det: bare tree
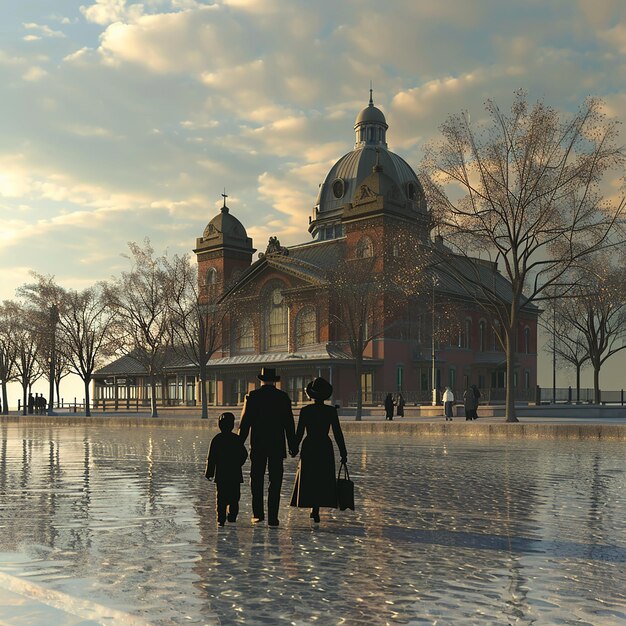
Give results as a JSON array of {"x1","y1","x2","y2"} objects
[
  {"x1": 105, "y1": 240, "x2": 175, "y2": 418},
  {"x1": 0, "y1": 301, "x2": 20, "y2": 414},
  {"x1": 421, "y1": 91, "x2": 625, "y2": 421},
  {"x1": 554, "y1": 255, "x2": 626, "y2": 403},
  {"x1": 166, "y1": 254, "x2": 226, "y2": 419},
  {"x1": 541, "y1": 299, "x2": 589, "y2": 403},
  {"x1": 17, "y1": 274, "x2": 65, "y2": 413},
  {"x1": 11, "y1": 303, "x2": 43, "y2": 415},
  {"x1": 57, "y1": 285, "x2": 115, "y2": 416},
  {"x1": 328, "y1": 254, "x2": 380, "y2": 420},
  {"x1": 328, "y1": 225, "x2": 433, "y2": 419}
]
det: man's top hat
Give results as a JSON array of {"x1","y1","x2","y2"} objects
[
  {"x1": 258, "y1": 367, "x2": 280, "y2": 382},
  {"x1": 305, "y1": 377, "x2": 333, "y2": 401}
]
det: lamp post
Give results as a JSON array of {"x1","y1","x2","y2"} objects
[
  {"x1": 552, "y1": 304, "x2": 556, "y2": 405},
  {"x1": 48, "y1": 303, "x2": 59, "y2": 416},
  {"x1": 431, "y1": 276, "x2": 438, "y2": 406}
]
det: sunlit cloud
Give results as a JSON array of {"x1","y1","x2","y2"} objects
[
  {"x1": 22, "y1": 66, "x2": 48, "y2": 81},
  {"x1": 23, "y1": 22, "x2": 66, "y2": 39}
]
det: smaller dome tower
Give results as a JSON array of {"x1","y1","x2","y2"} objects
[
  {"x1": 354, "y1": 88, "x2": 388, "y2": 149},
  {"x1": 194, "y1": 193, "x2": 255, "y2": 300}
]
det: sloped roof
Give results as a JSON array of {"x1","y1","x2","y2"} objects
[
  {"x1": 286, "y1": 238, "x2": 345, "y2": 269},
  {"x1": 433, "y1": 254, "x2": 539, "y2": 313},
  {"x1": 96, "y1": 354, "x2": 146, "y2": 376},
  {"x1": 94, "y1": 347, "x2": 197, "y2": 377}
]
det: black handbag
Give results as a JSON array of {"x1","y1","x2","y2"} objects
[{"x1": 337, "y1": 462, "x2": 355, "y2": 511}]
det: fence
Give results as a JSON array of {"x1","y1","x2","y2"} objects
[
  {"x1": 351, "y1": 386, "x2": 625, "y2": 406},
  {"x1": 539, "y1": 387, "x2": 625, "y2": 405}
]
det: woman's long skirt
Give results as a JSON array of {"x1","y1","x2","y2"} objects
[{"x1": 290, "y1": 435, "x2": 337, "y2": 508}]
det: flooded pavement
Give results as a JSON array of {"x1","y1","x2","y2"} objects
[{"x1": 0, "y1": 422, "x2": 624, "y2": 625}]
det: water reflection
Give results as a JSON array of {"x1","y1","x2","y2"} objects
[{"x1": 0, "y1": 422, "x2": 624, "y2": 625}]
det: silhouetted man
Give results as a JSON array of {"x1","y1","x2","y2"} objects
[{"x1": 238, "y1": 367, "x2": 297, "y2": 526}]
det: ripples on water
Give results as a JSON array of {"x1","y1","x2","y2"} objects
[{"x1": 0, "y1": 423, "x2": 624, "y2": 625}]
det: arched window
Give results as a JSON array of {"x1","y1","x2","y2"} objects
[
  {"x1": 264, "y1": 284, "x2": 287, "y2": 350},
  {"x1": 492, "y1": 319, "x2": 500, "y2": 351},
  {"x1": 237, "y1": 317, "x2": 254, "y2": 351},
  {"x1": 296, "y1": 306, "x2": 316, "y2": 348},
  {"x1": 206, "y1": 267, "x2": 217, "y2": 285},
  {"x1": 479, "y1": 320, "x2": 486, "y2": 352},
  {"x1": 356, "y1": 237, "x2": 373, "y2": 259},
  {"x1": 524, "y1": 327, "x2": 530, "y2": 354},
  {"x1": 459, "y1": 318, "x2": 471, "y2": 349}
]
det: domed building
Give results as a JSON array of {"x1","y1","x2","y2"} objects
[{"x1": 93, "y1": 96, "x2": 538, "y2": 412}]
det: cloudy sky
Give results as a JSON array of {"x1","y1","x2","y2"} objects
[{"x1": 2, "y1": 0, "x2": 626, "y2": 392}]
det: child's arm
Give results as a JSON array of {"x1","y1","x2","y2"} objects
[{"x1": 205, "y1": 438, "x2": 217, "y2": 480}]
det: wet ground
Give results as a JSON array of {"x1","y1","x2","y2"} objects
[{"x1": 0, "y1": 422, "x2": 624, "y2": 625}]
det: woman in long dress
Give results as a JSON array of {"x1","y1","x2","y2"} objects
[{"x1": 290, "y1": 377, "x2": 347, "y2": 524}]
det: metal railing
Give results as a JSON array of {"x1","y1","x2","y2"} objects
[{"x1": 539, "y1": 387, "x2": 625, "y2": 405}]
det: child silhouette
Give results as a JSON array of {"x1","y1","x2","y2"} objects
[{"x1": 206, "y1": 412, "x2": 248, "y2": 526}]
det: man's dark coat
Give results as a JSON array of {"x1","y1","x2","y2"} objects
[
  {"x1": 238, "y1": 384, "x2": 297, "y2": 522},
  {"x1": 238, "y1": 385, "x2": 296, "y2": 459}
]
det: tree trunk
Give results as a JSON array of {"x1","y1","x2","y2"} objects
[
  {"x1": 575, "y1": 364, "x2": 581, "y2": 404},
  {"x1": 354, "y1": 356, "x2": 363, "y2": 421},
  {"x1": 504, "y1": 324, "x2": 518, "y2": 423},
  {"x1": 1, "y1": 382, "x2": 8, "y2": 415},
  {"x1": 84, "y1": 378, "x2": 91, "y2": 417},
  {"x1": 22, "y1": 384, "x2": 27, "y2": 416},
  {"x1": 200, "y1": 361, "x2": 208, "y2": 419},
  {"x1": 593, "y1": 365, "x2": 601, "y2": 404},
  {"x1": 150, "y1": 376, "x2": 158, "y2": 417}
]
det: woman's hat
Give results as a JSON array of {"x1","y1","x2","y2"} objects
[
  {"x1": 258, "y1": 367, "x2": 280, "y2": 382},
  {"x1": 305, "y1": 377, "x2": 333, "y2": 401}
]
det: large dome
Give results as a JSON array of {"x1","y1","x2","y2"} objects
[
  {"x1": 314, "y1": 145, "x2": 424, "y2": 215},
  {"x1": 309, "y1": 96, "x2": 426, "y2": 239}
]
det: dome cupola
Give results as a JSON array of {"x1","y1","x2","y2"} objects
[
  {"x1": 309, "y1": 95, "x2": 427, "y2": 241},
  {"x1": 195, "y1": 193, "x2": 253, "y2": 254},
  {"x1": 354, "y1": 89, "x2": 388, "y2": 148}
]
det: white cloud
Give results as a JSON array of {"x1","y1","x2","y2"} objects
[
  {"x1": 602, "y1": 22, "x2": 626, "y2": 55},
  {"x1": 23, "y1": 22, "x2": 66, "y2": 38},
  {"x1": 80, "y1": 0, "x2": 144, "y2": 25},
  {"x1": 22, "y1": 66, "x2": 47, "y2": 81},
  {"x1": 97, "y1": 6, "x2": 242, "y2": 73}
]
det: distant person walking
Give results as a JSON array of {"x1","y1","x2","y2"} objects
[
  {"x1": 384, "y1": 393, "x2": 395, "y2": 420},
  {"x1": 238, "y1": 367, "x2": 297, "y2": 527},
  {"x1": 443, "y1": 387, "x2": 454, "y2": 421},
  {"x1": 206, "y1": 412, "x2": 248, "y2": 527},
  {"x1": 290, "y1": 378, "x2": 347, "y2": 525},
  {"x1": 396, "y1": 394, "x2": 405, "y2": 418},
  {"x1": 472, "y1": 385, "x2": 481, "y2": 419},
  {"x1": 463, "y1": 386, "x2": 477, "y2": 420}
]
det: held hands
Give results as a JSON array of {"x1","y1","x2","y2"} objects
[{"x1": 289, "y1": 448, "x2": 299, "y2": 458}]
